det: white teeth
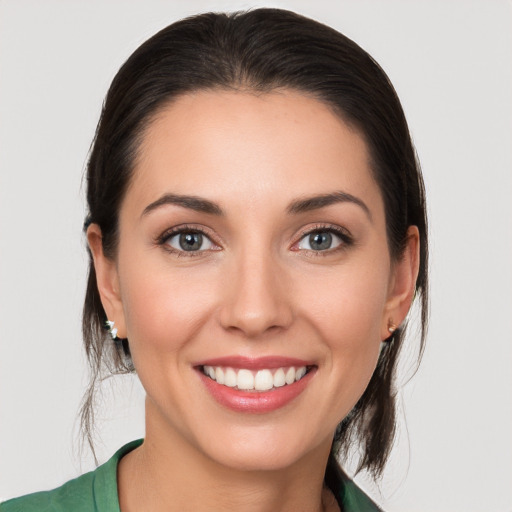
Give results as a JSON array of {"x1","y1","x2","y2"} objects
[
  {"x1": 224, "y1": 368, "x2": 237, "y2": 387},
  {"x1": 203, "y1": 365, "x2": 309, "y2": 391},
  {"x1": 295, "y1": 367, "x2": 307, "y2": 381},
  {"x1": 237, "y1": 369, "x2": 254, "y2": 390},
  {"x1": 254, "y1": 369, "x2": 273, "y2": 391},
  {"x1": 285, "y1": 367, "x2": 296, "y2": 385},
  {"x1": 215, "y1": 367, "x2": 225, "y2": 385},
  {"x1": 273, "y1": 368, "x2": 286, "y2": 387}
]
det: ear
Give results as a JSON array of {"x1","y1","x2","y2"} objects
[
  {"x1": 381, "y1": 226, "x2": 420, "y2": 340},
  {"x1": 87, "y1": 224, "x2": 127, "y2": 338}
]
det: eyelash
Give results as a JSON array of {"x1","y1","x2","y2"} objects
[
  {"x1": 156, "y1": 224, "x2": 219, "y2": 258},
  {"x1": 294, "y1": 224, "x2": 354, "y2": 257},
  {"x1": 156, "y1": 223, "x2": 354, "y2": 258}
]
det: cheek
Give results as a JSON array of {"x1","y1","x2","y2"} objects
[
  {"x1": 299, "y1": 264, "x2": 389, "y2": 405},
  {"x1": 304, "y1": 263, "x2": 389, "y2": 342},
  {"x1": 118, "y1": 259, "x2": 218, "y2": 360}
]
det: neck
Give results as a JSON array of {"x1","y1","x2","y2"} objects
[{"x1": 118, "y1": 400, "x2": 337, "y2": 512}]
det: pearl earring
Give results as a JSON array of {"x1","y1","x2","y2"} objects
[
  {"x1": 106, "y1": 320, "x2": 118, "y2": 340},
  {"x1": 387, "y1": 320, "x2": 398, "y2": 334}
]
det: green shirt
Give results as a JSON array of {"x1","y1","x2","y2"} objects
[{"x1": 0, "y1": 440, "x2": 381, "y2": 511}]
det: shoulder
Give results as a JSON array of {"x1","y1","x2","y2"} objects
[
  {"x1": 326, "y1": 455, "x2": 383, "y2": 512},
  {"x1": 0, "y1": 471, "x2": 95, "y2": 512},
  {"x1": 0, "y1": 440, "x2": 143, "y2": 512},
  {"x1": 339, "y1": 479, "x2": 383, "y2": 512}
]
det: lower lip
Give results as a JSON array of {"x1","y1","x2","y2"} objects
[{"x1": 197, "y1": 368, "x2": 315, "y2": 413}]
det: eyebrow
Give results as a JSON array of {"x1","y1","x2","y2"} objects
[
  {"x1": 142, "y1": 193, "x2": 223, "y2": 217},
  {"x1": 141, "y1": 190, "x2": 371, "y2": 220},
  {"x1": 287, "y1": 191, "x2": 372, "y2": 220}
]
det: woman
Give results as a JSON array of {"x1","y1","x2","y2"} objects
[{"x1": 1, "y1": 8, "x2": 427, "y2": 512}]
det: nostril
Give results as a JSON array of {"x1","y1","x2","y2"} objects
[{"x1": 216, "y1": 260, "x2": 295, "y2": 338}]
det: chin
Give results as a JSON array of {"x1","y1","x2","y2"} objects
[
  {"x1": 197, "y1": 426, "x2": 331, "y2": 473},
  {"x1": 209, "y1": 447, "x2": 305, "y2": 473}
]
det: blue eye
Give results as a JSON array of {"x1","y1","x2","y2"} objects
[
  {"x1": 166, "y1": 231, "x2": 214, "y2": 252},
  {"x1": 297, "y1": 230, "x2": 344, "y2": 251}
]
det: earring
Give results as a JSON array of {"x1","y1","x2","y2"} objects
[
  {"x1": 387, "y1": 319, "x2": 398, "y2": 334},
  {"x1": 106, "y1": 320, "x2": 118, "y2": 340}
]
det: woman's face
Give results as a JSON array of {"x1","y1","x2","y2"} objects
[{"x1": 92, "y1": 90, "x2": 416, "y2": 471}]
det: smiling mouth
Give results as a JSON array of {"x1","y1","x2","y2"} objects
[{"x1": 200, "y1": 365, "x2": 312, "y2": 392}]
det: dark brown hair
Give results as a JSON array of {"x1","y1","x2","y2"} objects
[{"x1": 81, "y1": 8, "x2": 428, "y2": 480}]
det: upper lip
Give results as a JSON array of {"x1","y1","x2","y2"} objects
[{"x1": 194, "y1": 356, "x2": 315, "y2": 370}]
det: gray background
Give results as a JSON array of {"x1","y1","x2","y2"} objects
[{"x1": 1, "y1": 1, "x2": 511, "y2": 510}]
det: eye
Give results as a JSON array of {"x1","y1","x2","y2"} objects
[
  {"x1": 165, "y1": 230, "x2": 215, "y2": 252},
  {"x1": 296, "y1": 229, "x2": 347, "y2": 252}
]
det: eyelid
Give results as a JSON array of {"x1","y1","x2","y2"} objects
[
  {"x1": 155, "y1": 224, "x2": 222, "y2": 256},
  {"x1": 291, "y1": 223, "x2": 353, "y2": 252},
  {"x1": 155, "y1": 222, "x2": 353, "y2": 257}
]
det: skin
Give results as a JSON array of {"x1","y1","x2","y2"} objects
[{"x1": 88, "y1": 90, "x2": 419, "y2": 512}]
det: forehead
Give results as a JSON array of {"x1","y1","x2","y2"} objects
[{"x1": 128, "y1": 89, "x2": 382, "y2": 217}]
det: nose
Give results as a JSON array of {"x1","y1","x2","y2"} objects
[{"x1": 218, "y1": 249, "x2": 294, "y2": 339}]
